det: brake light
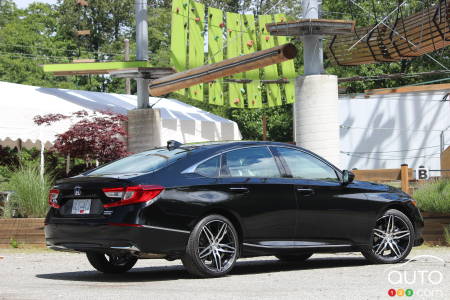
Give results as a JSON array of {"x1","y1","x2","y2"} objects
[
  {"x1": 48, "y1": 189, "x2": 60, "y2": 208},
  {"x1": 102, "y1": 185, "x2": 164, "y2": 208}
]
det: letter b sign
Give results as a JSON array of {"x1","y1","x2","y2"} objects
[{"x1": 416, "y1": 167, "x2": 429, "y2": 180}]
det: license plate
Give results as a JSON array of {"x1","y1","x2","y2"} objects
[{"x1": 71, "y1": 199, "x2": 91, "y2": 215}]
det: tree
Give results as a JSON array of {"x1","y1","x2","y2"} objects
[
  {"x1": 34, "y1": 111, "x2": 128, "y2": 164},
  {"x1": 0, "y1": 1, "x2": 77, "y2": 87},
  {"x1": 56, "y1": 0, "x2": 134, "y2": 57},
  {"x1": 3, "y1": 0, "x2": 450, "y2": 142}
]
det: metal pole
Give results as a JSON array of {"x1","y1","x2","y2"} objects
[
  {"x1": 302, "y1": 0, "x2": 323, "y2": 75},
  {"x1": 124, "y1": 39, "x2": 131, "y2": 95},
  {"x1": 135, "y1": 0, "x2": 149, "y2": 108}
]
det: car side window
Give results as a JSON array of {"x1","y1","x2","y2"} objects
[
  {"x1": 277, "y1": 147, "x2": 339, "y2": 181},
  {"x1": 223, "y1": 147, "x2": 281, "y2": 178},
  {"x1": 195, "y1": 156, "x2": 220, "y2": 177}
]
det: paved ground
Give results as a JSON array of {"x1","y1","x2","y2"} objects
[{"x1": 0, "y1": 247, "x2": 449, "y2": 300}]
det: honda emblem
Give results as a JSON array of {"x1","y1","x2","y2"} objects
[{"x1": 74, "y1": 186, "x2": 82, "y2": 196}]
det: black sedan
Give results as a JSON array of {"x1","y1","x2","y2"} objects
[{"x1": 45, "y1": 141, "x2": 423, "y2": 277}]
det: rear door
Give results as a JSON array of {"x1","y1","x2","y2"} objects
[{"x1": 220, "y1": 146, "x2": 296, "y2": 245}]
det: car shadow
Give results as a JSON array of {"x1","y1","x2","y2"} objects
[{"x1": 36, "y1": 256, "x2": 370, "y2": 282}]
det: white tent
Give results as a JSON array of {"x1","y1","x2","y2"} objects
[{"x1": 0, "y1": 81, "x2": 242, "y2": 150}]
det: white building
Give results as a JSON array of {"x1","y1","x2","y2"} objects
[{"x1": 339, "y1": 90, "x2": 450, "y2": 172}]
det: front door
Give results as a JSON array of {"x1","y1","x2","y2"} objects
[{"x1": 273, "y1": 146, "x2": 367, "y2": 245}]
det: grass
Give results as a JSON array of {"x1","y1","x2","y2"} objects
[
  {"x1": 445, "y1": 225, "x2": 450, "y2": 246},
  {"x1": 5, "y1": 162, "x2": 53, "y2": 218},
  {"x1": 9, "y1": 238, "x2": 20, "y2": 249},
  {"x1": 413, "y1": 178, "x2": 450, "y2": 214}
]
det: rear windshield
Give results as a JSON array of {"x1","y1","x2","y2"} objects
[{"x1": 87, "y1": 148, "x2": 189, "y2": 175}]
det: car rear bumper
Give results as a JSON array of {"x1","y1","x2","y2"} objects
[{"x1": 45, "y1": 222, "x2": 190, "y2": 256}]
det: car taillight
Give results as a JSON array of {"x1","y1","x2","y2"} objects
[
  {"x1": 48, "y1": 189, "x2": 60, "y2": 208},
  {"x1": 102, "y1": 185, "x2": 164, "y2": 208}
]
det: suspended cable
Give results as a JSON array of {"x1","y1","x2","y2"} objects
[
  {"x1": 343, "y1": 145, "x2": 447, "y2": 154},
  {"x1": 347, "y1": 1, "x2": 408, "y2": 51},
  {"x1": 348, "y1": 0, "x2": 450, "y2": 71},
  {"x1": 263, "y1": 0, "x2": 285, "y2": 15},
  {"x1": 340, "y1": 125, "x2": 444, "y2": 132},
  {"x1": 341, "y1": 152, "x2": 441, "y2": 160},
  {"x1": 0, "y1": 42, "x2": 123, "y2": 57},
  {"x1": 0, "y1": 51, "x2": 71, "y2": 60}
]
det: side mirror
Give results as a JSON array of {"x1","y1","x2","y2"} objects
[{"x1": 342, "y1": 170, "x2": 355, "y2": 185}]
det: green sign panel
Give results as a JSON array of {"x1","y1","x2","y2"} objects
[
  {"x1": 187, "y1": 0, "x2": 205, "y2": 101},
  {"x1": 207, "y1": 7, "x2": 224, "y2": 106},
  {"x1": 170, "y1": 0, "x2": 298, "y2": 108},
  {"x1": 170, "y1": 0, "x2": 189, "y2": 96}
]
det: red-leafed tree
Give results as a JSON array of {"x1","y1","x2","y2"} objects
[{"x1": 34, "y1": 110, "x2": 128, "y2": 164}]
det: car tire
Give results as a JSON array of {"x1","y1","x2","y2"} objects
[
  {"x1": 361, "y1": 209, "x2": 414, "y2": 264},
  {"x1": 182, "y1": 214, "x2": 239, "y2": 278},
  {"x1": 276, "y1": 252, "x2": 313, "y2": 262},
  {"x1": 86, "y1": 252, "x2": 138, "y2": 273}
]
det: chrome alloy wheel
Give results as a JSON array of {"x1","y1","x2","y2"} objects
[
  {"x1": 372, "y1": 214, "x2": 411, "y2": 259},
  {"x1": 197, "y1": 220, "x2": 238, "y2": 272},
  {"x1": 104, "y1": 253, "x2": 135, "y2": 266}
]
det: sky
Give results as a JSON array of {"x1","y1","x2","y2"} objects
[{"x1": 14, "y1": 0, "x2": 57, "y2": 8}]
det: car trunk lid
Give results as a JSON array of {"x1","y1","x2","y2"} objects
[{"x1": 53, "y1": 176, "x2": 132, "y2": 218}]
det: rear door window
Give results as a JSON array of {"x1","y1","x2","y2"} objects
[
  {"x1": 195, "y1": 156, "x2": 220, "y2": 177},
  {"x1": 223, "y1": 147, "x2": 281, "y2": 178}
]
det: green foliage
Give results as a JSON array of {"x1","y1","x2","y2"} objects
[
  {"x1": 0, "y1": 200, "x2": 15, "y2": 218},
  {"x1": 9, "y1": 238, "x2": 20, "y2": 248},
  {"x1": 413, "y1": 179, "x2": 450, "y2": 213},
  {"x1": 3, "y1": 0, "x2": 450, "y2": 141},
  {"x1": 7, "y1": 162, "x2": 53, "y2": 218},
  {"x1": 444, "y1": 225, "x2": 450, "y2": 246},
  {"x1": 0, "y1": 146, "x2": 67, "y2": 180}
]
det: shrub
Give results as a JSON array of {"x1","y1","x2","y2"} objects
[
  {"x1": 9, "y1": 238, "x2": 20, "y2": 248},
  {"x1": 413, "y1": 179, "x2": 450, "y2": 213},
  {"x1": 6, "y1": 162, "x2": 53, "y2": 218}
]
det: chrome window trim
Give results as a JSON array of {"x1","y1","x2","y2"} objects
[{"x1": 181, "y1": 145, "x2": 281, "y2": 178}]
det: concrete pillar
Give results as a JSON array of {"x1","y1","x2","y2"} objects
[
  {"x1": 127, "y1": 109, "x2": 162, "y2": 153},
  {"x1": 294, "y1": 75, "x2": 340, "y2": 167}
]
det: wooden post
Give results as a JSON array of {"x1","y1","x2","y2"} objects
[
  {"x1": 262, "y1": 115, "x2": 267, "y2": 141},
  {"x1": 148, "y1": 43, "x2": 297, "y2": 96},
  {"x1": 401, "y1": 164, "x2": 410, "y2": 194}
]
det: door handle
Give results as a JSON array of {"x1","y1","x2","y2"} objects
[
  {"x1": 229, "y1": 187, "x2": 249, "y2": 193},
  {"x1": 296, "y1": 188, "x2": 315, "y2": 196}
]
